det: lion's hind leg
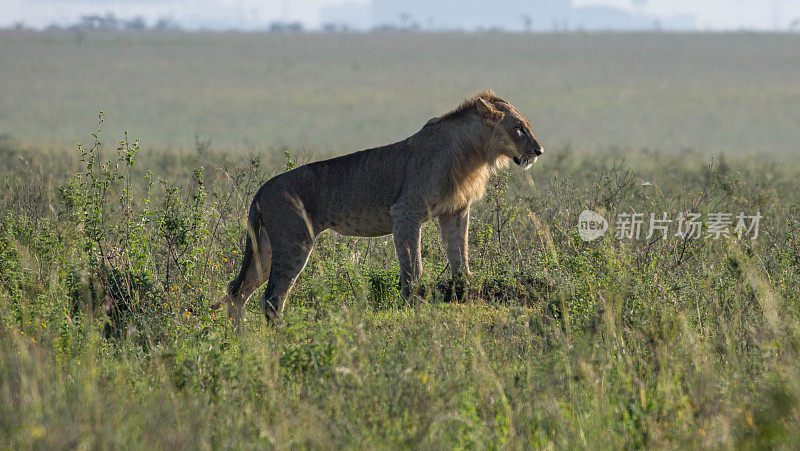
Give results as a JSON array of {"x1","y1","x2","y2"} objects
[
  {"x1": 224, "y1": 225, "x2": 271, "y2": 324},
  {"x1": 260, "y1": 236, "x2": 313, "y2": 320}
]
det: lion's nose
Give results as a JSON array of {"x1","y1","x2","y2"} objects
[{"x1": 534, "y1": 146, "x2": 544, "y2": 156}]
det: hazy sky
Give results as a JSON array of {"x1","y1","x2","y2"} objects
[
  {"x1": 2, "y1": 0, "x2": 800, "y2": 30},
  {"x1": 574, "y1": 0, "x2": 800, "y2": 29}
]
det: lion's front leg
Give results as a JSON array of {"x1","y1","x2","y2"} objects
[
  {"x1": 438, "y1": 204, "x2": 471, "y2": 276},
  {"x1": 438, "y1": 205, "x2": 471, "y2": 301},
  {"x1": 392, "y1": 216, "x2": 423, "y2": 300}
]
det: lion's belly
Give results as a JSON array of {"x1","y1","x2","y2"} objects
[{"x1": 328, "y1": 209, "x2": 394, "y2": 237}]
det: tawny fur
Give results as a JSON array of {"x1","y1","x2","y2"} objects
[{"x1": 218, "y1": 90, "x2": 543, "y2": 323}]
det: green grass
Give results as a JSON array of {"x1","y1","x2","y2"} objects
[
  {"x1": 1, "y1": 31, "x2": 800, "y2": 154},
  {"x1": 1, "y1": 125, "x2": 800, "y2": 446},
  {"x1": 2, "y1": 30, "x2": 800, "y2": 447}
]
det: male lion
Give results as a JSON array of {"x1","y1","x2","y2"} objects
[{"x1": 221, "y1": 90, "x2": 543, "y2": 322}]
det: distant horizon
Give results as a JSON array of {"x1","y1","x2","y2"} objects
[
  {"x1": 4, "y1": 27, "x2": 800, "y2": 35},
  {"x1": 2, "y1": 0, "x2": 800, "y2": 32}
]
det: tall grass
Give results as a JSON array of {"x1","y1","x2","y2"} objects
[{"x1": 1, "y1": 127, "x2": 800, "y2": 447}]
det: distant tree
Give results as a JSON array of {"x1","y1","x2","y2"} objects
[
  {"x1": 269, "y1": 22, "x2": 303, "y2": 32},
  {"x1": 73, "y1": 29, "x2": 85, "y2": 47},
  {"x1": 154, "y1": 17, "x2": 180, "y2": 31},
  {"x1": 399, "y1": 13, "x2": 411, "y2": 30},
  {"x1": 372, "y1": 24, "x2": 399, "y2": 32},
  {"x1": 100, "y1": 12, "x2": 118, "y2": 30},
  {"x1": 652, "y1": 19, "x2": 662, "y2": 31},
  {"x1": 77, "y1": 16, "x2": 91, "y2": 30},
  {"x1": 125, "y1": 17, "x2": 146, "y2": 31},
  {"x1": 521, "y1": 14, "x2": 532, "y2": 32},
  {"x1": 322, "y1": 23, "x2": 350, "y2": 33},
  {"x1": 77, "y1": 13, "x2": 119, "y2": 31}
]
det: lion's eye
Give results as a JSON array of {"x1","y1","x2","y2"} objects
[{"x1": 516, "y1": 126, "x2": 525, "y2": 137}]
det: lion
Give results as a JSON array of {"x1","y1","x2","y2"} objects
[{"x1": 220, "y1": 90, "x2": 543, "y2": 322}]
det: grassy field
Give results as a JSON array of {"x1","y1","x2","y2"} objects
[
  {"x1": 2, "y1": 31, "x2": 800, "y2": 448},
  {"x1": 1, "y1": 31, "x2": 800, "y2": 154}
]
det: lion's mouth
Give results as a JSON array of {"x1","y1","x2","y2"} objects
[{"x1": 513, "y1": 155, "x2": 537, "y2": 170}]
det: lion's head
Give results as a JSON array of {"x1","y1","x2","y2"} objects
[{"x1": 474, "y1": 93, "x2": 544, "y2": 170}]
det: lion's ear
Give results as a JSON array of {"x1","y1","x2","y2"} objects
[{"x1": 475, "y1": 98, "x2": 504, "y2": 122}]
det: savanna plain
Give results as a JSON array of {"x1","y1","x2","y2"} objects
[{"x1": 1, "y1": 31, "x2": 800, "y2": 448}]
